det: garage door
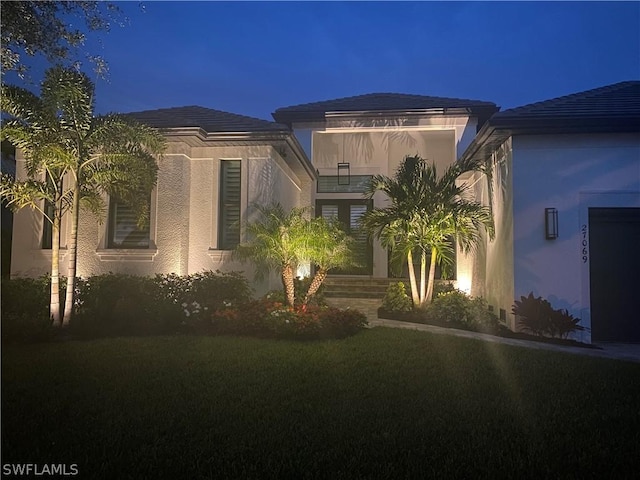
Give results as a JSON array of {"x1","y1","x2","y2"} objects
[{"x1": 589, "y1": 208, "x2": 640, "y2": 342}]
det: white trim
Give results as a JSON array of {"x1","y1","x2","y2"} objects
[
  {"x1": 315, "y1": 126, "x2": 459, "y2": 134},
  {"x1": 207, "y1": 249, "x2": 234, "y2": 261},
  {"x1": 95, "y1": 248, "x2": 158, "y2": 262}
]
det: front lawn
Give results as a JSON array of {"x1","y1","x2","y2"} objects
[{"x1": 2, "y1": 328, "x2": 639, "y2": 479}]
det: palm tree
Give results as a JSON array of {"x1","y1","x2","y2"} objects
[
  {"x1": 235, "y1": 204, "x2": 312, "y2": 307},
  {"x1": 1, "y1": 66, "x2": 165, "y2": 326},
  {"x1": 362, "y1": 155, "x2": 494, "y2": 308},
  {"x1": 236, "y1": 203, "x2": 356, "y2": 307},
  {"x1": 302, "y1": 216, "x2": 355, "y2": 305}
]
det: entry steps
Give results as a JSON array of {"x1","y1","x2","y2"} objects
[{"x1": 322, "y1": 277, "x2": 403, "y2": 299}]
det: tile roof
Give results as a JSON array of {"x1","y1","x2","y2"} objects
[
  {"x1": 460, "y1": 81, "x2": 640, "y2": 164},
  {"x1": 490, "y1": 81, "x2": 640, "y2": 128},
  {"x1": 273, "y1": 92, "x2": 498, "y2": 124},
  {"x1": 126, "y1": 106, "x2": 290, "y2": 134}
]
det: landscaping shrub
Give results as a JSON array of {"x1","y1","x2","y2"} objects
[
  {"x1": 319, "y1": 307, "x2": 368, "y2": 339},
  {"x1": 550, "y1": 308, "x2": 585, "y2": 339},
  {"x1": 428, "y1": 290, "x2": 469, "y2": 324},
  {"x1": 295, "y1": 276, "x2": 327, "y2": 306},
  {"x1": 73, "y1": 274, "x2": 166, "y2": 337},
  {"x1": 381, "y1": 282, "x2": 412, "y2": 313},
  {"x1": 433, "y1": 281, "x2": 456, "y2": 297},
  {"x1": 72, "y1": 270, "x2": 253, "y2": 337},
  {"x1": 212, "y1": 299, "x2": 367, "y2": 340},
  {"x1": 153, "y1": 270, "x2": 252, "y2": 329},
  {"x1": 1, "y1": 276, "x2": 53, "y2": 342},
  {"x1": 267, "y1": 305, "x2": 322, "y2": 339},
  {"x1": 262, "y1": 276, "x2": 327, "y2": 307},
  {"x1": 427, "y1": 290, "x2": 500, "y2": 333},
  {"x1": 513, "y1": 292, "x2": 584, "y2": 339},
  {"x1": 212, "y1": 298, "x2": 276, "y2": 336},
  {"x1": 2, "y1": 270, "x2": 361, "y2": 342}
]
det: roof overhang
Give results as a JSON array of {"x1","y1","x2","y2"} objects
[
  {"x1": 273, "y1": 105, "x2": 499, "y2": 127},
  {"x1": 161, "y1": 127, "x2": 316, "y2": 181},
  {"x1": 460, "y1": 115, "x2": 640, "y2": 164}
]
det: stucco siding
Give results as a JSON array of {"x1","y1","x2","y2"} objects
[
  {"x1": 484, "y1": 141, "x2": 515, "y2": 328},
  {"x1": 460, "y1": 139, "x2": 514, "y2": 327},
  {"x1": 299, "y1": 114, "x2": 480, "y2": 278},
  {"x1": 10, "y1": 138, "x2": 313, "y2": 298},
  {"x1": 511, "y1": 133, "x2": 640, "y2": 342}
]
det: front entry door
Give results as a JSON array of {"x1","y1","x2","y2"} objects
[
  {"x1": 316, "y1": 199, "x2": 373, "y2": 275},
  {"x1": 589, "y1": 207, "x2": 640, "y2": 342}
]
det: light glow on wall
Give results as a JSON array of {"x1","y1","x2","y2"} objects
[
  {"x1": 455, "y1": 275, "x2": 472, "y2": 295},
  {"x1": 296, "y1": 263, "x2": 310, "y2": 279}
]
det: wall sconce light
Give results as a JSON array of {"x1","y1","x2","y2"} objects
[
  {"x1": 337, "y1": 162, "x2": 350, "y2": 185},
  {"x1": 545, "y1": 207, "x2": 558, "y2": 240}
]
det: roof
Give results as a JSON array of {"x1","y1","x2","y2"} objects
[
  {"x1": 273, "y1": 92, "x2": 499, "y2": 124},
  {"x1": 490, "y1": 80, "x2": 640, "y2": 129},
  {"x1": 460, "y1": 81, "x2": 640, "y2": 163},
  {"x1": 125, "y1": 106, "x2": 316, "y2": 180},
  {"x1": 126, "y1": 106, "x2": 290, "y2": 134}
]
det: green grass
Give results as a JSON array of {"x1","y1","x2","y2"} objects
[{"x1": 2, "y1": 328, "x2": 639, "y2": 479}]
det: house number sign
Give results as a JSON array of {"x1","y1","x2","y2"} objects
[{"x1": 581, "y1": 224, "x2": 588, "y2": 263}]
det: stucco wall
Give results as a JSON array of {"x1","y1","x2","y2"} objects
[
  {"x1": 10, "y1": 148, "x2": 72, "y2": 278},
  {"x1": 293, "y1": 114, "x2": 479, "y2": 278},
  {"x1": 459, "y1": 139, "x2": 515, "y2": 327},
  {"x1": 511, "y1": 133, "x2": 640, "y2": 342},
  {"x1": 10, "y1": 139, "x2": 312, "y2": 297}
]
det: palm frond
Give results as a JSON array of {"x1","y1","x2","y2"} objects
[
  {"x1": 40, "y1": 66, "x2": 94, "y2": 134},
  {"x1": 0, "y1": 174, "x2": 52, "y2": 215}
]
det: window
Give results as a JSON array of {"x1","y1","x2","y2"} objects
[
  {"x1": 317, "y1": 175, "x2": 373, "y2": 193},
  {"x1": 42, "y1": 200, "x2": 54, "y2": 249},
  {"x1": 108, "y1": 197, "x2": 151, "y2": 249},
  {"x1": 219, "y1": 160, "x2": 241, "y2": 249}
]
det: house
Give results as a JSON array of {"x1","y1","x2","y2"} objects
[
  {"x1": 8, "y1": 83, "x2": 640, "y2": 343},
  {"x1": 9, "y1": 106, "x2": 316, "y2": 295},
  {"x1": 458, "y1": 81, "x2": 640, "y2": 343},
  {"x1": 273, "y1": 93, "x2": 498, "y2": 277}
]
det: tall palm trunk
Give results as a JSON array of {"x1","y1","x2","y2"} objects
[
  {"x1": 304, "y1": 268, "x2": 327, "y2": 306},
  {"x1": 406, "y1": 249, "x2": 420, "y2": 307},
  {"x1": 62, "y1": 176, "x2": 80, "y2": 326},
  {"x1": 419, "y1": 250, "x2": 427, "y2": 307},
  {"x1": 50, "y1": 210, "x2": 62, "y2": 326},
  {"x1": 425, "y1": 246, "x2": 438, "y2": 304},
  {"x1": 281, "y1": 263, "x2": 296, "y2": 307}
]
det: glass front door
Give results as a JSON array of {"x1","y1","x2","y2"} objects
[{"x1": 316, "y1": 199, "x2": 373, "y2": 275}]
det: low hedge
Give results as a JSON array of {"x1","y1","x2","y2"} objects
[
  {"x1": 2, "y1": 272, "x2": 367, "y2": 342},
  {"x1": 211, "y1": 299, "x2": 368, "y2": 340},
  {"x1": 379, "y1": 283, "x2": 500, "y2": 335}
]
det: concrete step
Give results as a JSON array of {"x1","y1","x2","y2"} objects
[
  {"x1": 323, "y1": 277, "x2": 407, "y2": 299},
  {"x1": 324, "y1": 290, "x2": 387, "y2": 299}
]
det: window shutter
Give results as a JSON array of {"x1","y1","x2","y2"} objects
[
  {"x1": 219, "y1": 160, "x2": 241, "y2": 249},
  {"x1": 42, "y1": 200, "x2": 54, "y2": 249}
]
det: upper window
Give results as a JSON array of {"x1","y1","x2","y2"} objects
[
  {"x1": 219, "y1": 160, "x2": 241, "y2": 249},
  {"x1": 317, "y1": 175, "x2": 373, "y2": 193},
  {"x1": 108, "y1": 197, "x2": 151, "y2": 249}
]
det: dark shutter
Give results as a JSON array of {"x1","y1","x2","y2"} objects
[
  {"x1": 42, "y1": 200, "x2": 54, "y2": 249},
  {"x1": 219, "y1": 160, "x2": 241, "y2": 249}
]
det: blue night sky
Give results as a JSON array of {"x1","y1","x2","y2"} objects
[{"x1": 14, "y1": 1, "x2": 640, "y2": 120}]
